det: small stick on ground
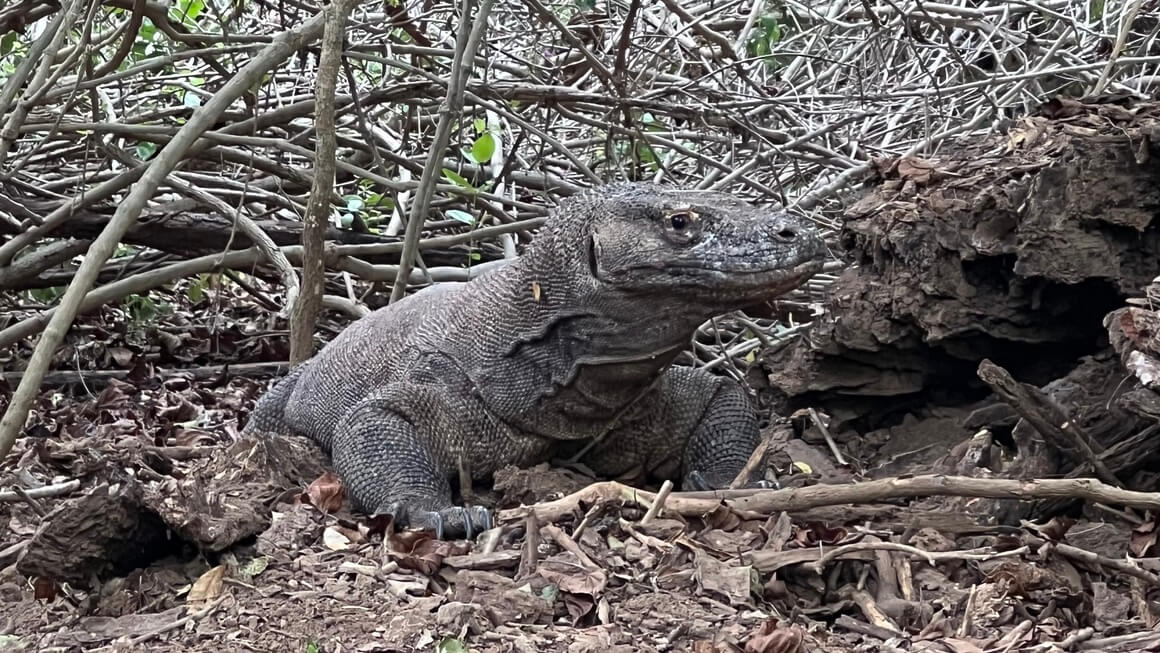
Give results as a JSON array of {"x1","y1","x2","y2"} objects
[
  {"x1": 478, "y1": 525, "x2": 503, "y2": 555},
  {"x1": 542, "y1": 523, "x2": 599, "y2": 570},
  {"x1": 499, "y1": 475, "x2": 1160, "y2": 525},
  {"x1": 87, "y1": 594, "x2": 229, "y2": 651},
  {"x1": 640, "y1": 479, "x2": 673, "y2": 525},
  {"x1": 808, "y1": 541, "x2": 1027, "y2": 574},
  {"x1": 809, "y1": 407, "x2": 847, "y2": 466},
  {"x1": 834, "y1": 614, "x2": 902, "y2": 641},
  {"x1": 957, "y1": 584, "x2": 978, "y2": 638},
  {"x1": 11, "y1": 486, "x2": 47, "y2": 517},
  {"x1": 995, "y1": 619, "x2": 1035, "y2": 653},
  {"x1": 729, "y1": 423, "x2": 795, "y2": 489},
  {"x1": 0, "y1": 479, "x2": 80, "y2": 502},
  {"x1": 516, "y1": 512, "x2": 539, "y2": 581},
  {"x1": 840, "y1": 585, "x2": 902, "y2": 635},
  {"x1": 1046, "y1": 539, "x2": 1160, "y2": 587}
]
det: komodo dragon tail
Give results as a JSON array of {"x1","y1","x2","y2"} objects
[{"x1": 242, "y1": 363, "x2": 307, "y2": 437}]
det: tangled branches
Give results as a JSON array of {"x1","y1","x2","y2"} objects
[{"x1": 0, "y1": 0, "x2": 1157, "y2": 450}]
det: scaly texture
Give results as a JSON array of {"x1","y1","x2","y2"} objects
[{"x1": 244, "y1": 183, "x2": 825, "y2": 537}]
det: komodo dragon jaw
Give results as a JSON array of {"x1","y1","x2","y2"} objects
[{"x1": 243, "y1": 182, "x2": 828, "y2": 540}]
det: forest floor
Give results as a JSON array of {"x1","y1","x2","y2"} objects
[{"x1": 0, "y1": 276, "x2": 1158, "y2": 653}]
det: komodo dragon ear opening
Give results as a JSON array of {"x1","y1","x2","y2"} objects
[{"x1": 587, "y1": 233, "x2": 602, "y2": 279}]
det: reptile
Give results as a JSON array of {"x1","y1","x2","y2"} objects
[{"x1": 243, "y1": 182, "x2": 826, "y2": 538}]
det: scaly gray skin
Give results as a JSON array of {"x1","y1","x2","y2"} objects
[{"x1": 244, "y1": 182, "x2": 826, "y2": 538}]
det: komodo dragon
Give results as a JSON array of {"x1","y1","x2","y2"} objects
[{"x1": 244, "y1": 182, "x2": 826, "y2": 538}]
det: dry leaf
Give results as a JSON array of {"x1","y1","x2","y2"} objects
[
  {"x1": 303, "y1": 471, "x2": 345, "y2": 513},
  {"x1": 1130, "y1": 518, "x2": 1158, "y2": 557},
  {"x1": 537, "y1": 556, "x2": 608, "y2": 596},
  {"x1": 896, "y1": 156, "x2": 938, "y2": 185},
  {"x1": 323, "y1": 526, "x2": 353, "y2": 551},
  {"x1": 744, "y1": 618, "x2": 804, "y2": 653},
  {"x1": 693, "y1": 551, "x2": 754, "y2": 607},
  {"x1": 387, "y1": 535, "x2": 472, "y2": 575},
  {"x1": 188, "y1": 565, "x2": 226, "y2": 603}
]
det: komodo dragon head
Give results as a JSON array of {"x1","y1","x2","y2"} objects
[{"x1": 539, "y1": 182, "x2": 827, "y2": 309}]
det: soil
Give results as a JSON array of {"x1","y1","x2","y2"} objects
[{"x1": 3, "y1": 96, "x2": 1160, "y2": 652}]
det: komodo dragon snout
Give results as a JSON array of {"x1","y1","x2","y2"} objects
[{"x1": 244, "y1": 182, "x2": 827, "y2": 539}]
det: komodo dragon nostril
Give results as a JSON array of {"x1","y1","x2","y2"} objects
[{"x1": 776, "y1": 229, "x2": 796, "y2": 241}]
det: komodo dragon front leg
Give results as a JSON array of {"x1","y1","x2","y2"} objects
[
  {"x1": 575, "y1": 366, "x2": 769, "y2": 491},
  {"x1": 331, "y1": 384, "x2": 495, "y2": 539}
]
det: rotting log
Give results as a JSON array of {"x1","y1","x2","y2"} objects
[
  {"x1": 766, "y1": 96, "x2": 1160, "y2": 421},
  {"x1": 761, "y1": 96, "x2": 1160, "y2": 519}
]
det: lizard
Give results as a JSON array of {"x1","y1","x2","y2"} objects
[{"x1": 243, "y1": 182, "x2": 826, "y2": 538}]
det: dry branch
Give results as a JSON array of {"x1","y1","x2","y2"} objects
[
  {"x1": 291, "y1": 0, "x2": 356, "y2": 363},
  {"x1": 498, "y1": 475, "x2": 1160, "y2": 524},
  {"x1": 390, "y1": 0, "x2": 494, "y2": 303},
  {"x1": 0, "y1": 11, "x2": 330, "y2": 461}
]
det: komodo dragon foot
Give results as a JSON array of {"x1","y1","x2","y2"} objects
[
  {"x1": 684, "y1": 470, "x2": 777, "y2": 492},
  {"x1": 378, "y1": 502, "x2": 492, "y2": 540}
]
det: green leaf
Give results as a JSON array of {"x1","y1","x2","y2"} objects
[
  {"x1": 241, "y1": 556, "x2": 270, "y2": 579},
  {"x1": 139, "y1": 19, "x2": 157, "y2": 41},
  {"x1": 473, "y1": 118, "x2": 487, "y2": 133},
  {"x1": 344, "y1": 195, "x2": 365, "y2": 212},
  {"x1": 1, "y1": 32, "x2": 22, "y2": 57},
  {"x1": 445, "y1": 209, "x2": 475, "y2": 225},
  {"x1": 185, "y1": 0, "x2": 205, "y2": 20},
  {"x1": 437, "y1": 637, "x2": 469, "y2": 653},
  {"x1": 441, "y1": 168, "x2": 475, "y2": 191},
  {"x1": 136, "y1": 141, "x2": 158, "y2": 160},
  {"x1": 471, "y1": 132, "x2": 496, "y2": 163},
  {"x1": 364, "y1": 193, "x2": 394, "y2": 210},
  {"x1": 182, "y1": 92, "x2": 201, "y2": 108}
]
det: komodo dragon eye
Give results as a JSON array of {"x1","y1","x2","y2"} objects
[{"x1": 662, "y1": 210, "x2": 699, "y2": 242}]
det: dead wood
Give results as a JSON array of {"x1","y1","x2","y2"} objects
[
  {"x1": 0, "y1": 204, "x2": 474, "y2": 290},
  {"x1": 977, "y1": 358, "x2": 1121, "y2": 486},
  {"x1": 0, "y1": 478, "x2": 79, "y2": 501},
  {"x1": 17, "y1": 478, "x2": 172, "y2": 586},
  {"x1": 0, "y1": 11, "x2": 331, "y2": 465},
  {"x1": 499, "y1": 474, "x2": 1160, "y2": 527},
  {"x1": 765, "y1": 97, "x2": 1160, "y2": 429}
]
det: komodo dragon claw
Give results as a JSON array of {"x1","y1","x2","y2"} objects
[
  {"x1": 684, "y1": 469, "x2": 779, "y2": 492},
  {"x1": 379, "y1": 502, "x2": 492, "y2": 540}
]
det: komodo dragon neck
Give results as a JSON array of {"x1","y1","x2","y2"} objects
[{"x1": 458, "y1": 230, "x2": 721, "y2": 433}]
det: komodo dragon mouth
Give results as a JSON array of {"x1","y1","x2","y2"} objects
[{"x1": 615, "y1": 249, "x2": 825, "y2": 299}]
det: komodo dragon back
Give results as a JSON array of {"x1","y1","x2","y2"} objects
[{"x1": 244, "y1": 182, "x2": 826, "y2": 538}]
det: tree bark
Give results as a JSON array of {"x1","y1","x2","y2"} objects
[{"x1": 290, "y1": 0, "x2": 356, "y2": 364}]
